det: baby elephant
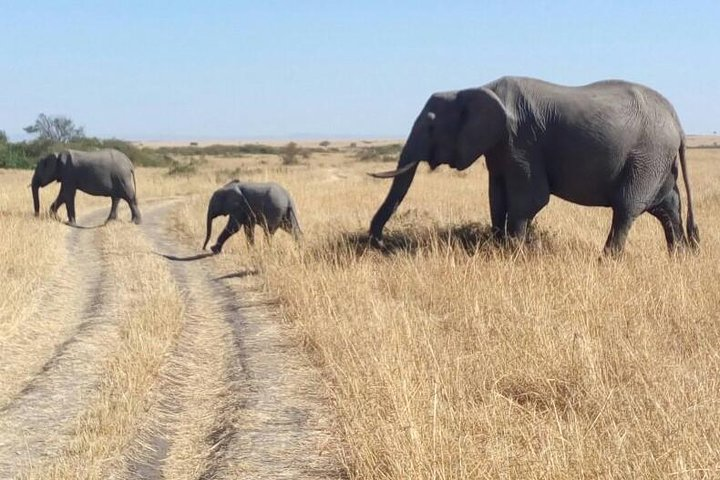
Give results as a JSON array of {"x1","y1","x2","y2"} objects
[{"x1": 202, "y1": 180, "x2": 302, "y2": 254}]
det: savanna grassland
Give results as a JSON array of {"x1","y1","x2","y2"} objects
[{"x1": 1, "y1": 142, "x2": 720, "y2": 479}]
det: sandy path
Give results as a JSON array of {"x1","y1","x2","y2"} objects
[
  {"x1": 0, "y1": 199, "x2": 343, "y2": 478},
  {"x1": 0, "y1": 209, "x2": 120, "y2": 475},
  {"x1": 127, "y1": 200, "x2": 342, "y2": 479}
]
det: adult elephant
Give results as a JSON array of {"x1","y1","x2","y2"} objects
[
  {"x1": 203, "y1": 180, "x2": 302, "y2": 254},
  {"x1": 369, "y1": 76, "x2": 698, "y2": 255},
  {"x1": 32, "y1": 148, "x2": 141, "y2": 225}
]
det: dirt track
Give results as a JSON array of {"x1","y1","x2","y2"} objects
[{"x1": 0, "y1": 199, "x2": 342, "y2": 479}]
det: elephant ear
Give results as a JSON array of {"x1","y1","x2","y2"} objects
[
  {"x1": 37, "y1": 152, "x2": 62, "y2": 183},
  {"x1": 230, "y1": 185, "x2": 253, "y2": 215},
  {"x1": 58, "y1": 151, "x2": 71, "y2": 166},
  {"x1": 47, "y1": 152, "x2": 68, "y2": 181},
  {"x1": 455, "y1": 88, "x2": 509, "y2": 169}
]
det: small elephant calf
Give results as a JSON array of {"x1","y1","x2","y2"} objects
[{"x1": 202, "y1": 180, "x2": 302, "y2": 254}]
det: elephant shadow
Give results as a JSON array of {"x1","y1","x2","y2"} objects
[
  {"x1": 66, "y1": 222, "x2": 106, "y2": 230},
  {"x1": 319, "y1": 222, "x2": 561, "y2": 259}
]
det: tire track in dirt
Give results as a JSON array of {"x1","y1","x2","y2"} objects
[
  {"x1": 0, "y1": 209, "x2": 119, "y2": 476},
  {"x1": 126, "y1": 200, "x2": 343, "y2": 479}
]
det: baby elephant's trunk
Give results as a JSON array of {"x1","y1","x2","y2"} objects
[{"x1": 203, "y1": 209, "x2": 214, "y2": 250}]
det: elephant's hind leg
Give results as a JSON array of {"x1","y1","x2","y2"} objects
[
  {"x1": 106, "y1": 197, "x2": 120, "y2": 223},
  {"x1": 604, "y1": 154, "x2": 673, "y2": 256},
  {"x1": 244, "y1": 224, "x2": 256, "y2": 246},
  {"x1": 281, "y1": 214, "x2": 302, "y2": 242},
  {"x1": 647, "y1": 183, "x2": 685, "y2": 253},
  {"x1": 65, "y1": 192, "x2": 77, "y2": 225},
  {"x1": 126, "y1": 197, "x2": 142, "y2": 224}
]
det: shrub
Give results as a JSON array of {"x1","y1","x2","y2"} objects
[
  {"x1": 280, "y1": 142, "x2": 302, "y2": 165},
  {"x1": 0, "y1": 143, "x2": 33, "y2": 169},
  {"x1": 354, "y1": 143, "x2": 403, "y2": 163},
  {"x1": 166, "y1": 155, "x2": 207, "y2": 176}
]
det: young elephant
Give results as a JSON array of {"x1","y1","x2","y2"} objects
[
  {"x1": 202, "y1": 180, "x2": 302, "y2": 254},
  {"x1": 31, "y1": 148, "x2": 141, "y2": 224}
]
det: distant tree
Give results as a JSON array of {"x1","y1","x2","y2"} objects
[
  {"x1": 0, "y1": 130, "x2": 7, "y2": 144},
  {"x1": 319, "y1": 140, "x2": 331, "y2": 147},
  {"x1": 24, "y1": 114, "x2": 85, "y2": 143}
]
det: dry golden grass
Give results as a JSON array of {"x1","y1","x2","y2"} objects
[
  {"x1": 169, "y1": 147, "x2": 720, "y2": 479},
  {"x1": 2, "y1": 145, "x2": 720, "y2": 478}
]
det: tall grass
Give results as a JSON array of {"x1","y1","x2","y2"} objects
[
  {"x1": 2, "y1": 145, "x2": 719, "y2": 478},
  {"x1": 169, "y1": 148, "x2": 720, "y2": 478}
]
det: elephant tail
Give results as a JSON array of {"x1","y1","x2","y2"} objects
[
  {"x1": 679, "y1": 139, "x2": 699, "y2": 248},
  {"x1": 287, "y1": 206, "x2": 303, "y2": 242},
  {"x1": 132, "y1": 169, "x2": 138, "y2": 200}
]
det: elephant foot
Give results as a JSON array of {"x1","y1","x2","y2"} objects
[
  {"x1": 132, "y1": 217, "x2": 142, "y2": 225},
  {"x1": 210, "y1": 244, "x2": 222, "y2": 254},
  {"x1": 369, "y1": 235, "x2": 387, "y2": 251}
]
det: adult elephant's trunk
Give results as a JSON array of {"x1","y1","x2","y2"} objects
[
  {"x1": 369, "y1": 141, "x2": 422, "y2": 243},
  {"x1": 31, "y1": 176, "x2": 41, "y2": 216}
]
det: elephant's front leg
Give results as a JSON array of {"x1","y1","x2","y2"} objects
[
  {"x1": 51, "y1": 185, "x2": 76, "y2": 224},
  {"x1": 504, "y1": 158, "x2": 550, "y2": 244},
  {"x1": 489, "y1": 174, "x2": 508, "y2": 238},
  {"x1": 49, "y1": 192, "x2": 65, "y2": 219},
  {"x1": 211, "y1": 216, "x2": 241, "y2": 254}
]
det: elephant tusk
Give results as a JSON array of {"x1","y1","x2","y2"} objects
[{"x1": 367, "y1": 161, "x2": 419, "y2": 179}]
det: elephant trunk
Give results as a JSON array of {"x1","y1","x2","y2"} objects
[
  {"x1": 369, "y1": 142, "x2": 421, "y2": 243},
  {"x1": 203, "y1": 208, "x2": 215, "y2": 250},
  {"x1": 31, "y1": 176, "x2": 40, "y2": 216}
]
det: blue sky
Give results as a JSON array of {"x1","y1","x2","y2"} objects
[{"x1": 1, "y1": 1, "x2": 718, "y2": 140}]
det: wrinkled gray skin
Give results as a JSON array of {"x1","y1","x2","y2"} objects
[
  {"x1": 32, "y1": 149, "x2": 141, "y2": 225},
  {"x1": 203, "y1": 180, "x2": 302, "y2": 254},
  {"x1": 370, "y1": 76, "x2": 699, "y2": 255}
]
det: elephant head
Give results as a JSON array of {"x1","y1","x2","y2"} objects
[
  {"x1": 31, "y1": 152, "x2": 66, "y2": 216},
  {"x1": 368, "y1": 87, "x2": 509, "y2": 244},
  {"x1": 202, "y1": 184, "x2": 249, "y2": 250}
]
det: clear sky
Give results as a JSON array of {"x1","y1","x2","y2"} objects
[{"x1": 1, "y1": 1, "x2": 718, "y2": 140}]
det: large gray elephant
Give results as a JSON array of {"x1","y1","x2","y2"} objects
[
  {"x1": 203, "y1": 180, "x2": 302, "y2": 254},
  {"x1": 370, "y1": 76, "x2": 699, "y2": 255},
  {"x1": 32, "y1": 148, "x2": 141, "y2": 225}
]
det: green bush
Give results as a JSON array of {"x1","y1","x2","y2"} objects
[{"x1": 0, "y1": 143, "x2": 33, "y2": 169}]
